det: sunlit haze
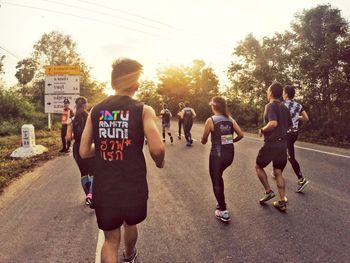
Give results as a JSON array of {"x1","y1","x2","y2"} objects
[{"x1": 1, "y1": 0, "x2": 350, "y2": 94}]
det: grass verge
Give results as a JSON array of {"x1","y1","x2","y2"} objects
[{"x1": 0, "y1": 129, "x2": 62, "y2": 193}]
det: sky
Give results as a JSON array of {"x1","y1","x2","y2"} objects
[{"x1": 1, "y1": 0, "x2": 350, "y2": 93}]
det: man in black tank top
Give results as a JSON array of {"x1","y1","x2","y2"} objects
[
  {"x1": 180, "y1": 101, "x2": 196, "y2": 146},
  {"x1": 79, "y1": 58, "x2": 165, "y2": 263}
]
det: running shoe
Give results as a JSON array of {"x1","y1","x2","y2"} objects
[
  {"x1": 190, "y1": 139, "x2": 193, "y2": 144},
  {"x1": 186, "y1": 142, "x2": 192, "y2": 147},
  {"x1": 85, "y1": 193, "x2": 93, "y2": 207},
  {"x1": 59, "y1": 148, "x2": 66, "y2": 153},
  {"x1": 296, "y1": 178, "x2": 309, "y2": 193},
  {"x1": 123, "y1": 248, "x2": 138, "y2": 263},
  {"x1": 215, "y1": 210, "x2": 230, "y2": 222},
  {"x1": 170, "y1": 136, "x2": 174, "y2": 143},
  {"x1": 259, "y1": 190, "x2": 275, "y2": 204},
  {"x1": 272, "y1": 200, "x2": 287, "y2": 212}
]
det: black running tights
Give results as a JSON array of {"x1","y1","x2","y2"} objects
[
  {"x1": 178, "y1": 119, "x2": 183, "y2": 136},
  {"x1": 209, "y1": 152, "x2": 234, "y2": 211},
  {"x1": 183, "y1": 121, "x2": 193, "y2": 142},
  {"x1": 287, "y1": 132, "x2": 303, "y2": 179}
]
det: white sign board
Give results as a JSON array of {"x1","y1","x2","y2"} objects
[
  {"x1": 45, "y1": 75, "x2": 80, "y2": 94},
  {"x1": 45, "y1": 94, "x2": 80, "y2": 113}
]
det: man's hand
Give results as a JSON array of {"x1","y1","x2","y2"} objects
[{"x1": 259, "y1": 128, "x2": 263, "y2": 137}]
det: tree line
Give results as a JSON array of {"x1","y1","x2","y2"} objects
[
  {"x1": 139, "y1": 5, "x2": 350, "y2": 146},
  {"x1": 0, "y1": 4, "x2": 349, "y2": 145}
]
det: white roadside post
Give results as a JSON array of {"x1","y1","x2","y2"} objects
[{"x1": 10, "y1": 124, "x2": 48, "y2": 158}]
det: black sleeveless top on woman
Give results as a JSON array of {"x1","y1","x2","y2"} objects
[
  {"x1": 210, "y1": 115, "x2": 235, "y2": 156},
  {"x1": 72, "y1": 111, "x2": 88, "y2": 144},
  {"x1": 91, "y1": 95, "x2": 146, "y2": 208}
]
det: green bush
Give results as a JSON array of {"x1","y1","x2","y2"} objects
[{"x1": 0, "y1": 89, "x2": 48, "y2": 135}]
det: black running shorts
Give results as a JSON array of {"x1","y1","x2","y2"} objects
[
  {"x1": 256, "y1": 145, "x2": 287, "y2": 170},
  {"x1": 95, "y1": 202, "x2": 147, "y2": 231},
  {"x1": 162, "y1": 122, "x2": 170, "y2": 129}
]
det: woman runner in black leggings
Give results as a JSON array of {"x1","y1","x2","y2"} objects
[
  {"x1": 66, "y1": 97, "x2": 95, "y2": 207},
  {"x1": 201, "y1": 96, "x2": 244, "y2": 222}
]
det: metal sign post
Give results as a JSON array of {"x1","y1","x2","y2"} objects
[{"x1": 48, "y1": 113, "x2": 51, "y2": 130}]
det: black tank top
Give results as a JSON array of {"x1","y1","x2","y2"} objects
[
  {"x1": 72, "y1": 111, "x2": 88, "y2": 144},
  {"x1": 162, "y1": 109, "x2": 171, "y2": 123},
  {"x1": 210, "y1": 115, "x2": 234, "y2": 156},
  {"x1": 91, "y1": 95, "x2": 147, "y2": 207},
  {"x1": 183, "y1": 107, "x2": 193, "y2": 123}
]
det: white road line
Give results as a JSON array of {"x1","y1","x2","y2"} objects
[
  {"x1": 243, "y1": 136, "x2": 350, "y2": 159},
  {"x1": 95, "y1": 230, "x2": 104, "y2": 263}
]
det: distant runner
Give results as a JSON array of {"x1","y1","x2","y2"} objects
[
  {"x1": 160, "y1": 103, "x2": 173, "y2": 143},
  {"x1": 201, "y1": 96, "x2": 244, "y2": 222},
  {"x1": 283, "y1": 85, "x2": 310, "y2": 192},
  {"x1": 177, "y1": 102, "x2": 185, "y2": 139},
  {"x1": 181, "y1": 102, "x2": 196, "y2": 146},
  {"x1": 60, "y1": 98, "x2": 74, "y2": 153},
  {"x1": 66, "y1": 97, "x2": 94, "y2": 207}
]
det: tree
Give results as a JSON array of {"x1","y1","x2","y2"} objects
[
  {"x1": 15, "y1": 31, "x2": 106, "y2": 109},
  {"x1": 0, "y1": 55, "x2": 5, "y2": 75},
  {"x1": 291, "y1": 5, "x2": 350, "y2": 141},
  {"x1": 136, "y1": 79, "x2": 163, "y2": 113},
  {"x1": 227, "y1": 33, "x2": 294, "y2": 107},
  {"x1": 157, "y1": 60, "x2": 219, "y2": 119}
]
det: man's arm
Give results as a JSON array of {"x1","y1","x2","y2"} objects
[
  {"x1": 79, "y1": 110, "x2": 95, "y2": 159},
  {"x1": 143, "y1": 105, "x2": 165, "y2": 168},
  {"x1": 65, "y1": 122, "x2": 73, "y2": 142},
  {"x1": 180, "y1": 109, "x2": 185, "y2": 119},
  {"x1": 191, "y1": 108, "x2": 197, "y2": 118},
  {"x1": 299, "y1": 110, "x2": 309, "y2": 122},
  {"x1": 201, "y1": 118, "x2": 213, "y2": 144},
  {"x1": 231, "y1": 118, "x2": 244, "y2": 142}
]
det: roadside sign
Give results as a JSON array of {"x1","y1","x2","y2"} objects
[
  {"x1": 45, "y1": 65, "x2": 80, "y2": 76},
  {"x1": 45, "y1": 75, "x2": 80, "y2": 94},
  {"x1": 45, "y1": 94, "x2": 80, "y2": 113}
]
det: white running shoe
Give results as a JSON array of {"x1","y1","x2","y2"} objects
[{"x1": 215, "y1": 209, "x2": 230, "y2": 222}]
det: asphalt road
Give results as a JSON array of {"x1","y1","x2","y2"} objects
[{"x1": 1, "y1": 121, "x2": 349, "y2": 263}]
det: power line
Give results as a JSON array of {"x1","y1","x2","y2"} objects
[
  {"x1": 0, "y1": 45, "x2": 21, "y2": 60},
  {"x1": 75, "y1": 0, "x2": 233, "y2": 52},
  {"x1": 2, "y1": 1, "x2": 232, "y2": 58},
  {"x1": 75, "y1": 0, "x2": 180, "y2": 31},
  {"x1": 40, "y1": 0, "x2": 167, "y2": 32},
  {"x1": 2, "y1": 1, "x2": 170, "y2": 40}
]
